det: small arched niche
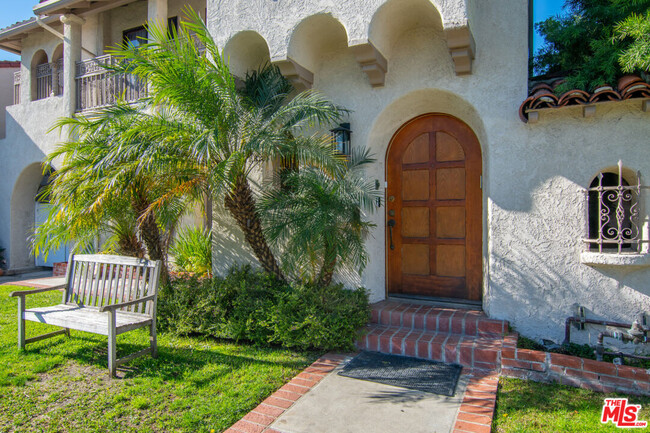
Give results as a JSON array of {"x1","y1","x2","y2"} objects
[
  {"x1": 369, "y1": 0, "x2": 443, "y2": 56},
  {"x1": 51, "y1": 44, "x2": 64, "y2": 96},
  {"x1": 30, "y1": 49, "x2": 51, "y2": 101},
  {"x1": 223, "y1": 31, "x2": 271, "y2": 79},
  {"x1": 287, "y1": 13, "x2": 348, "y2": 73}
]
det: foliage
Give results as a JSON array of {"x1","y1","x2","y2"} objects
[
  {"x1": 170, "y1": 226, "x2": 213, "y2": 276},
  {"x1": 493, "y1": 378, "x2": 650, "y2": 432},
  {"x1": 32, "y1": 107, "x2": 191, "y2": 280},
  {"x1": 0, "y1": 247, "x2": 5, "y2": 269},
  {"x1": 158, "y1": 265, "x2": 370, "y2": 351},
  {"x1": 260, "y1": 148, "x2": 379, "y2": 286},
  {"x1": 516, "y1": 335, "x2": 650, "y2": 369},
  {"x1": 614, "y1": 11, "x2": 650, "y2": 73},
  {"x1": 0, "y1": 284, "x2": 316, "y2": 433},
  {"x1": 534, "y1": 0, "x2": 650, "y2": 92},
  {"x1": 100, "y1": 9, "x2": 347, "y2": 280}
]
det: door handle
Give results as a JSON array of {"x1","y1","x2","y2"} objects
[{"x1": 387, "y1": 219, "x2": 396, "y2": 250}]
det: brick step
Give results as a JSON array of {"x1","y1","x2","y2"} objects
[
  {"x1": 371, "y1": 300, "x2": 508, "y2": 337},
  {"x1": 358, "y1": 324, "x2": 504, "y2": 371}
]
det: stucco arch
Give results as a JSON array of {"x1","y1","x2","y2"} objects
[
  {"x1": 286, "y1": 13, "x2": 348, "y2": 72},
  {"x1": 9, "y1": 162, "x2": 43, "y2": 269},
  {"x1": 368, "y1": 88, "x2": 487, "y2": 162},
  {"x1": 223, "y1": 31, "x2": 271, "y2": 78},
  {"x1": 369, "y1": 0, "x2": 443, "y2": 56},
  {"x1": 30, "y1": 49, "x2": 49, "y2": 101}
]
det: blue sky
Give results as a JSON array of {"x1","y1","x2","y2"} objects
[{"x1": 0, "y1": 1, "x2": 566, "y2": 61}]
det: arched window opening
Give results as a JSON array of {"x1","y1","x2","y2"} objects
[
  {"x1": 51, "y1": 44, "x2": 64, "y2": 96},
  {"x1": 31, "y1": 50, "x2": 51, "y2": 101},
  {"x1": 586, "y1": 161, "x2": 641, "y2": 253}
]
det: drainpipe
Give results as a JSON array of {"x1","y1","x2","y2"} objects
[{"x1": 35, "y1": 15, "x2": 96, "y2": 58}]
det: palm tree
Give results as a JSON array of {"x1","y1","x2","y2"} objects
[
  {"x1": 101, "y1": 8, "x2": 346, "y2": 280},
  {"x1": 32, "y1": 103, "x2": 191, "y2": 280},
  {"x1": 260, "y1": 148, "x2": 379, "y2": 286}
]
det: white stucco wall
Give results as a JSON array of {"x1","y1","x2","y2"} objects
[
  {"x1": 0, "y1": 65, "x2": 18, "y2": 139},
  {"x1": 206, "y1": 0, "x2": 650, "y2": 349}
]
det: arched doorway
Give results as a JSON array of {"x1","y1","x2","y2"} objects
[{"x1": 385, "y1": 113, "x2": 482, "y2": 301}]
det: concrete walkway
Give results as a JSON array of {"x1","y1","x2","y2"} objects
[
  {"x1": 0, "y1": 271, "x2": 65, "y2": 288},
  {"x1": 225, "y1": 353, "x2": 499, "y2": 433},
  {"x1": 270, "y1": 359, "x2": 468, "y2": 433}
]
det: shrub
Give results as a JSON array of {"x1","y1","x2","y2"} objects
[
  {"x1": 158, "y1": 265, "x2": 370, "y2": 351},
  {"x1": 170, "y1": 227, "x2": 212, "y2": 276}
]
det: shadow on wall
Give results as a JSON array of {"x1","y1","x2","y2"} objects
[
  {"x1": 487, "y1": 228, "x2": 650, "y2": 347},
  {"x1": 210, "y1": 199, "x2": 259, "y2": 276},
  {"x1": 3, "y1": 111, "x2": 52, "y2": 270}
]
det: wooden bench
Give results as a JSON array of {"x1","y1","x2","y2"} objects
[{"x1": 10, "y1": 254, "x2": 162, "y2": 377}]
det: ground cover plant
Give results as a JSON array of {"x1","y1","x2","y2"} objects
[
  {"x1": 517, "y1": 335, "x2": 650, "y2": 369},
  {"x1": 493, "y1": 377, "x2": 650, "y2": 433},
  {"x1": 0, "y1": 285, "x2": 317, "y2": 433},
  {"x1": 158, "y1": 265, "x2": 370, "y2": 351}
]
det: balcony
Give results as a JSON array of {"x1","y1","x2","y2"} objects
[{"x1": 75, "y1": 55, "x2": 147, "y2": 112}]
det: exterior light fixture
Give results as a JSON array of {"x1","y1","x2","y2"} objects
[{"x1": 331, "y1": 122, "x2": 351, "y2": 156}]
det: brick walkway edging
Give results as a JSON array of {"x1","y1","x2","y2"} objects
[
  {"x1": 224, "y1": 353, "x2": 347, "y2": 433},
  {"x1": 225, "y1": 352, "x2": 500, "y2": 433}
]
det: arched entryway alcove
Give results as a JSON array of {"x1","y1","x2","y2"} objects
[
  {"x1": 223, "y1": 31, "x2": 271, "y2": 78},
  {"x1": 385, "y1": 114, "x2": 482, "y2": 301},
  {"x1": 363, "y1": 88, "x2": 487, "y2": 302},
  {"x1": 10, "y1": 163, "x2": 42, "y2": 269}
]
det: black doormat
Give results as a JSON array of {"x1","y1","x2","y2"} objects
[{"x1": 338, "y1": 352, "x2": 462, "y2": 397}]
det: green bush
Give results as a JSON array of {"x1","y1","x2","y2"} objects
[
  {"x1": 158, "y1": 265, "x2": 370, "y2": 351},
  {"x1": 170, "y1": 227, "x2": 212, "y2": 276}
]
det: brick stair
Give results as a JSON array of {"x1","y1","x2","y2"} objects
[{"x1": 357, "y1": 300, "x2": 509, "y2": 371}]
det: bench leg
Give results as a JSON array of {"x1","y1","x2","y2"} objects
[
  {"x1": 150, "y1": 321, "x2": 158, "y2": 359},
  {"x1": 107, "y1": 311, "x2": 117, "y2": 377},
  {"x1": 17, "y1": 296, "x2": 25, "y2": 350}
]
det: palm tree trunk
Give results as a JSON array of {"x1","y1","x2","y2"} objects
[
  {"x1": 224, "y1": 176, "x2": 284, "y2": 281},
  {"x1": 317, "y1": 242, "x2": 337, "y2": 286},
  {"x1": 131, "y1": 190, "x2": 170, "y2": 283}
]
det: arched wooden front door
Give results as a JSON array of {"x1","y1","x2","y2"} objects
[{"x1": 386, "y1": 114, "x2": 482, "y2": 301}]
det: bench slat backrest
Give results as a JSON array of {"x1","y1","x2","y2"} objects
[{"x1": 63, "y1": 254, "x2": 161, "y2": 316}]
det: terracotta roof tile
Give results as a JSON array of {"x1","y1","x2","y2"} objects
[
  {"x1": 0, "y1": 61, "x2": 20, "y2": 68},
  {"x1": 0, "y1": 18, "x2": 36, "y2": 35},
  {"x1": 519, "y1": 74, "x2": 649, "y2": 123}
]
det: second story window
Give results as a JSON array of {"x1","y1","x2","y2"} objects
[
  {"x1": 586, "y1": 161, "x2": 642, "y2": 253},
  {"x1": 31, "y1": 50, "x2": 51, "y2": 101},
  {"x1": 123, "y1": 18, "x2": 178, "y2": 48}
]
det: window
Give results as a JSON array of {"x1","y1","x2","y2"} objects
[
  {"x1": 123, "y1": 17, "x2": 178, "y2": 48},
  {"x1": 586, "y1": 161, "x2": 641, "y2": 253}
]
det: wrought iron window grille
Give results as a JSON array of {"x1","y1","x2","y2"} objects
[{"x1": 584, "y1": 160, "x2": 646, "y2": 254}]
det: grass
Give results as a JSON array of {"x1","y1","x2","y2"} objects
[
  {"x1": 0, "y1": 284, "x2": 319, "y2": 433},
  {"x1": 493, "y1": 377, "x2": 650, "y2": 432}
]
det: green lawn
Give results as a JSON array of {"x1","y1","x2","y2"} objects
[
  {"x1": 0, "y1": 285, "x2": 318, "y2": 433},
  {"x1": 493, "y1": 377, "x2": 650, "y2": 433}
]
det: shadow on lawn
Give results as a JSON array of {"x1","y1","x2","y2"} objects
[
  {"x1": 497, "y1": 379, "x2": 650, "y2": 414},
  {"x1": 20, "y1": 332, "x2": 314, "y2": 383}
]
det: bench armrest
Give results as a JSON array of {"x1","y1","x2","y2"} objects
[
  {"x1": 99, "y1": 295, "x2": 156, "y2": 313},
  {"x1": 10, "y1": 285, "x2": 66, "y2": 297}
]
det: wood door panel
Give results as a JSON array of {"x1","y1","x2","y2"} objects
[
  {"x1": 436, "y1": 207, "x2": 466, "y2": 238},
  {"x1": 386, "y1": 114, "x2": 482, "y2": 300},
  {"x1": 436, "y1": 132, "x2": 465, "y2": 162},
  {"x1": 401, "y1": 207, "x2": 429, "y2": 237},
  {"x1": 402, "y1": 170, "x2": 430, "y2": 201},
  {"x1": 436, "y1": 168, "x2": 466, "y2": 200},
  {"x1": 436, "y1": 245, "x2": 466, "y2": 277},
  {"x1": 403, "y1": 133, "x2": 430, "y2": 164},
  {"x1": 401, "y1": 244, "x2": 430, "y2": 275}
]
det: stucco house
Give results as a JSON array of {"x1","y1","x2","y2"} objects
[{"x1": 1, "y1": 0, "x2": 649, "y2": 356}]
